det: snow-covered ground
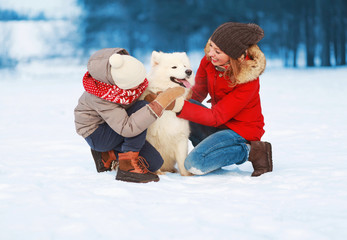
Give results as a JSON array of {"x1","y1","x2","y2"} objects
[{"x1": 1, "y1": 60, "x2": 347, "y2": 240}]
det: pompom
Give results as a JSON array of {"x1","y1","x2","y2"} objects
[{"x1": 109, "y1": 54, "x2": 124, "y2": 69}]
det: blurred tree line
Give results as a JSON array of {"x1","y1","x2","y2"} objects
[
  {"x1": 77, "y1": 0, "x2": 347, "y2": 67},
  {"x1": 1, "y1": 0, "x2": 346, "y2": 68}
]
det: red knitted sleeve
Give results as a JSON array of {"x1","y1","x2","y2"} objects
[{"x1": 191, "y1": 56, "x2": 209, "y2": 102}]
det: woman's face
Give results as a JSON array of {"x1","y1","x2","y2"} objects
[{"x1": 208, "y1": 41, "x2": 230, "y2": 66}]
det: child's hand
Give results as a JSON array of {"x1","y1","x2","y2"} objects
[
  {"x1": 165, "y1": 99, "x2": 176, "y2": 111},
  {"x1": 144, "y1": 91, "x2": 158, "y2": 103},
  {"x1": 147, "y1": 87, "x2": 185, "y2": 117},
  {"x1": 144, "y1": 90, "x2": 177, "y2": 110}
]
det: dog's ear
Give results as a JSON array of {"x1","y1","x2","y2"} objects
[
  {"x1": 182, "y1": 52, "x2": 188, "y2": 61},
  {"x1": 180, "y1": 52, "x2": 191, "y2": 67},
  {"x1": 151, "y1": 51, "x2": 162, "y2": 67}
]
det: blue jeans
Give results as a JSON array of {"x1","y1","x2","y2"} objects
[
  {"x1": 184, "y1": 100, "x2": 250, "y2": 175},
  {"x1": 85, "y1": 100, "x2": 163, "y2": 172}
]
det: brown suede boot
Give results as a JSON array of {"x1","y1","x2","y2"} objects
[
  {"x1": 248, "y1": 141, "x2": 273, "y2": 177},
  {"x1": 91, "y1": 149, "x2": 118, "y2": 172},
  {"x1": 116, "y1": 151, "x2": 159, "y2": 183}
]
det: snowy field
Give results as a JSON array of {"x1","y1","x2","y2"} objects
[{"x1": 1, "y1": 60, "x2": 347, "y2": 240}]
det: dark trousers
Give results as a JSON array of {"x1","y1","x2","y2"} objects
[
  {"x1": 188, "y1": 100, "x2": 220, "y2": 147},
  {"x1": 85, "y1": 100, "x2": 163, "y2": 172}
]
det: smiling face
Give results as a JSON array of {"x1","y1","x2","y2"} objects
[
  {"x1": 167, "y1": 59, "x2": 193, "y2": 89},
  {"x1": 147, "y1": 51, "x2": 195, "y2": 93},
  {"x1": 207, "y1": 41, "x2": 230, "y2": 66}
]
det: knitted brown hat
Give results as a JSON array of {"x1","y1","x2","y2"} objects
[{"x1": 210, "y1": 22, "x2": 264, "y2": 59}]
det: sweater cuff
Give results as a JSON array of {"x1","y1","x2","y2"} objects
[{"x1": 147, "y1": 100, "x2": 164, "y2": 118}]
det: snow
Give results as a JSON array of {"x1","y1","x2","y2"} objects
[
  {"x1": 1, "y1": 20, "x2": 78, "y2": 60},
  {"x1": 1, "y1": 60, "x2": 347, "y2": 240}
]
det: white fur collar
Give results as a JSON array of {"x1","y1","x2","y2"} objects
[{"x1": 236, "y1": 44, "x2": 266, "y2": 84}]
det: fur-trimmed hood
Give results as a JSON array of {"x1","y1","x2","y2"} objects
[{"x1": 236, "y1": 44, "x2": 266, "y2": 84}]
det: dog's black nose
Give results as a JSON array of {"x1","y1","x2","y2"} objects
[{"x1": 185, "y1": 69, "x2": 192, "y2": 76}]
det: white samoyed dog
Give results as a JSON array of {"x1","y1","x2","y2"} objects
[{"x1": 140, "y1": 51, "x2": 195, "y2": 176}]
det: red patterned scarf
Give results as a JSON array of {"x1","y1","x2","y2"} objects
[{"x1": 83, "y1": 72, "x2": 148, "y2": 105}]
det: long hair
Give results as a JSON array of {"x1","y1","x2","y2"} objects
[{"x1": 204, "y1": 39, "x2": 244, "y2": 87}]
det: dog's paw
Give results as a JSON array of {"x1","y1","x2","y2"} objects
[
  {"x1": 155, "y1": 170, "x2": 166, "y2": 175},
  {"x1": 180, "y1": 171, "x2": 194, "y2": 176},
  {"x1": 160, "y1": 167, "x2": 178, "y2": 174}
]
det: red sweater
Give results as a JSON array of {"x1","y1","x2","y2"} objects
[{"x1": 178, "y1": 56, "x2": 265, "y2": 141}]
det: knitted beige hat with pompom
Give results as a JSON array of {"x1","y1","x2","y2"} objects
[
  {"x1": 87, "y1": 48, "x2": 146, "y2": 90},
  {"x1": 109, "y1": 54, "x2": 146, "y2": 89}
]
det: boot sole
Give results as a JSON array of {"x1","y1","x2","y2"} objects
[{"x1": 116, "y1": 170, "x2": 160, "y2": 183}]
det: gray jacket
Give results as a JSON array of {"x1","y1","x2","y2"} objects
[{"x1": 74, "y1": 48, "x2": 157, "y2": 138}]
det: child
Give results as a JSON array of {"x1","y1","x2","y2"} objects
[{"x1": 74, "y1": 48, "x2": 184, "y2": 183}]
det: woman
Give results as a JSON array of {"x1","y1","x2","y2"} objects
[{"x1": 177, "y1": 22, "x2": 272, "y2": 177}]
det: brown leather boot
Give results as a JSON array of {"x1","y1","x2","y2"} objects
[
  {"x1": 248, "y1": 141, "x2": 273, "y2": 177},
  {"x1": 91, "y1": 149, "x2": 118, "y2": 172},
  {"x1": 116, "y1": 151, "x2": 159, "y2": 183}
]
